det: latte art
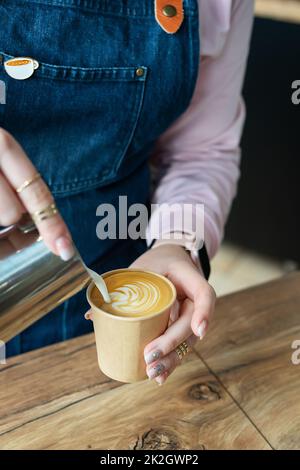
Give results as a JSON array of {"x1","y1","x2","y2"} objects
[
  {"x1": 104, "y1": 280, "x2": 160, "y2": 316},
  {"x1": 91, "y1": 270, "x2": 175, "y2": 318}
]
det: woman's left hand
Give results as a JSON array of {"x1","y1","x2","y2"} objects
[{"x1": 130, "y1": 244, "x2": 216, "y2": 385}]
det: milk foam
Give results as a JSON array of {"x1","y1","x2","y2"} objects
[
  {"x1": 107, "y1": 280, "x2": 160, "y2": 315},
  {"x1": 94, "y1": 270, "x2": 175, "y2": 318}
]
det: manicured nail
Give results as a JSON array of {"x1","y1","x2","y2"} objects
[
  {"x1": 56, "y1": 236, "x2": 75, "y2": 261},
  {"x1": 156, "y1": 374, "x2": 167, "y2": 386},
  {"x1": 197, "y1": 320, "x2": 208, "y2": 339},
  {"x1": 147, "y1": 363, "x2": 165, "y2": 380},
  {"x1": 144, "y1": 350, "x2": 161, "y2": 365}
]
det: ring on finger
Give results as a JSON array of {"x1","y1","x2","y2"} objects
[
  {"x1": 16, "y1": 173, "x2": 41, "y2": 193},
  {"x1": 30, "y1": 202, "x2": 58, "y2": 224},
  {"x1": 175, "y1": 340, "x2": 190, "y2": 361}
]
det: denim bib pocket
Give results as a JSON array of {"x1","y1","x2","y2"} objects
[{"x1": 0, "y1": 51, "x2": 148, "y2": 197}]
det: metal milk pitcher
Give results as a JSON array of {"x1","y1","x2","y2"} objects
[{"x1": 0, "y1": 217, "x2": 89, "y2": 343}]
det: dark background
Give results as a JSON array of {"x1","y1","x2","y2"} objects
[{"x1": 225, "y1": 18, "x2": 300, "y2": 263}]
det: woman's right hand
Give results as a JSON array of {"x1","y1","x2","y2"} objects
[{"x1": 0, "y1": 128, "x2": 74, "y2": 261}]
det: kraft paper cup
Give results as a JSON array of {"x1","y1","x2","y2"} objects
[{"x1": 86, "y1": 268, "x2": 176, "y2": 383}]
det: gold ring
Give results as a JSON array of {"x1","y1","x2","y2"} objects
[
  {"x1": 31, "y1": 203, "x2": 58, "y2": 224},
  {"x1": 16, "y1": 173, "x2": 41, "y2": 193},
  {"x1": 175, "y1": 340, "x2": 189, "y2": 361}
]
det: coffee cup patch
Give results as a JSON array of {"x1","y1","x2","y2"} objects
[{"x1": 4, "y1": 57, "x2": 39, "y2": 80}]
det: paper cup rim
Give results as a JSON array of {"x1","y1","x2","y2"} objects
[{"x1": 86, "y1": 268, "x2": 176, "y2": 322}]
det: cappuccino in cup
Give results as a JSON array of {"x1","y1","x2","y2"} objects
[
  {"x1": 91, "y1": 270, "x2": 174, "y2": 318},
  {"x1": 87, "y1": 269, "x2": 176, "y2": 383}
]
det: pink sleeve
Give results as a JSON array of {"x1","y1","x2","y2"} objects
[{"x1": 147, "y1": 0, "x2": 254, "y2": 259}]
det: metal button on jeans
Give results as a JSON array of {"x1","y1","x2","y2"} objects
[
  {"x1": 162, "y1": 5, "x2": 177, "y2": 17},
  {"x1": 136, "y1": 67, "x2": 144, "y2": 77}
]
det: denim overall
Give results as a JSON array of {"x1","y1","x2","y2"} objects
[{"x1": 0, "y1": 0, "x2": 200, "y2": 356}]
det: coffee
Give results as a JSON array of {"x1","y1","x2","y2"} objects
[
  {"x1": 91, "y1": 270, "x2": 174, "y2": 318},
  {"x1": 87, "y1": 269, "x2": 176, "y2": 382}
]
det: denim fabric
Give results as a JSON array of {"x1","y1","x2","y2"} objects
[{"x1": 0, "y1": 0, "x2": 200, "y2": 355}]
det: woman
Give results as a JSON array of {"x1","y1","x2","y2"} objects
[{"x1": 0, "y1": 0, "x2": 253, "y2": 384}]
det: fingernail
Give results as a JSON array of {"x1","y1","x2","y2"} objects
[
  {"x1": 144, "y1": 350, "x2": 161, "y2": 365},
  {"x1": 156, "y1": 374, "x2": 167, "y2": 386},
  {"x1": 147, "y1": 363, "x2": 165, "y2": 380},
  {"x1": 56, "y1": 236, "x2": 75, "y2": 261},
  {"x1": 197, "y1": 320, "x2": 208, "y2": 339}
]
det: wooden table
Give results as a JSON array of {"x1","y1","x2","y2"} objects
[{"x1": 1, "y1": 272, "x2": 300, "y2": 450}]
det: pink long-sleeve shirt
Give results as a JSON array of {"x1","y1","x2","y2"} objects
[{"x1": 147, "y1": 0, "x2": 254, "y2": 259}]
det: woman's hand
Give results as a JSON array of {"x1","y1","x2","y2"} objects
[
  {"x1": 0, "y1": 128, "x2": 74, "y2": 260},
  {"x1": 130, "y1": 244, "x2": 216, "y2": 385}
]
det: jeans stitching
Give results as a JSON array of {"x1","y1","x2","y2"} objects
[{"x1": 4, "y1": 0, "x2": 198, "y2": 17}]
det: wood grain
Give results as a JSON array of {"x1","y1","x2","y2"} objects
[
  {"x1": 2, "y1": 273, "x2": 299, "y2": 450},
  {"x1": 0, "y1": 334, "x2": 122, "y2": 435},
  {"x1": 0, "y1": 355, "x2": 269, "y2": 450},
  {"x1": 212, "y1": 353, "x2": 300, "y2": 450},
  {"x1": 194, "y1": 272, "x2": 300, "y2": 450}
]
